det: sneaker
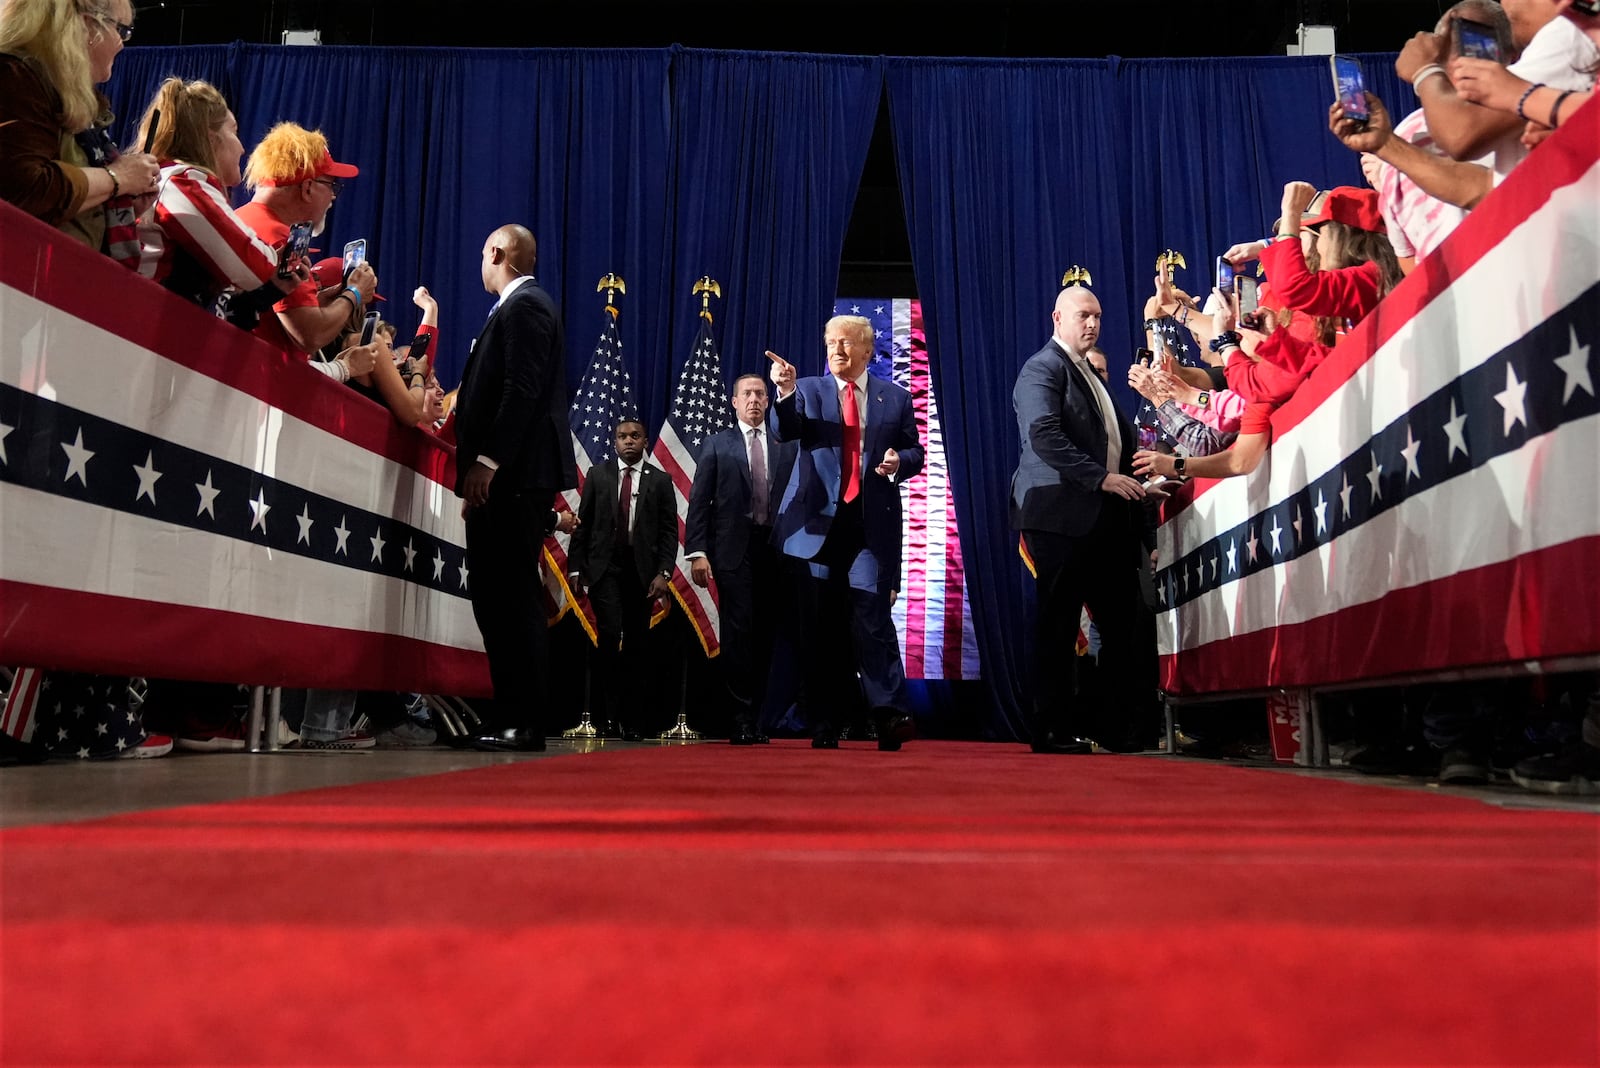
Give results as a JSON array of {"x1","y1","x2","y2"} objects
[
  {"x1": 118, "y1": 733, "x2": 174, "y2": 759},
  {"x1": 1510, "y1": 741, "x2": 1600, "y2": 796},
  {"x1": 176, "y1": 719, "x2": 247, "y2": 752},
  {"x1": 373, "y1": 721, "x2": 437, "y2": 748},
  {"x1": 1437, "y1": 746, "x2": 1489, "y2": 785},
  {"x1": 298, "y1": 730, "x2": 377, "y2": 751}
]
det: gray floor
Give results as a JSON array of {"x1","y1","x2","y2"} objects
[{"x1": 0, "y1": 737, "x2": 685, "y2": 829}]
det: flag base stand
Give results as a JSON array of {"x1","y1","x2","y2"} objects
[
  {"x1": 562, "y1": 710, "x2": 598, "y2": 738},
  {"x1": 658, "y1": 713, "x2": 700, "y2": 740}
]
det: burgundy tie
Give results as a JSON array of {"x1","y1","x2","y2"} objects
[
  {"x1": 748, "y1": 428, "x2": 768, "y2": 525},
  {"x1": 841, "y1": 383, "x2": 861, "y2": 503},
  {"x1": 616, "y1": 465, "x2": 633, "y2": 545}
]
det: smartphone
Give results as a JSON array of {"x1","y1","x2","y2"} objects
[
  {"x1": 1330, "y1": 54, "x2": 1370, "y2": 125},
  {"x1": 1135, "y1": 347, "x2": 1154, "y2": 367},
  {"x1": 359, "y1": 310, "x2": 380, "y2": 346},
  {"x1": 1236, "y1": 275, "x2": 1260, "y2": 315},
  {"x1": 342, "y1": 238, "x2": 367, "y2": 276},
  {"x1": 288, "y1": 221, "x2": 313, "y2": 261},
  {"x1": 1215, "y1": 256, "x2": 1236, "y2": 294},
  {"x1": 1454, "y1": 17, "x2": 1500, "y2": 60},
  {"x1": 401, "y1": 332, "x2": 432, "y2": 359}
]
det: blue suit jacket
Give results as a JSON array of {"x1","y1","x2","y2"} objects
[
  {"x1": 684, "y1": 422, "x2": 797, "y2": 571},
  {"x1": 770, "y1": 373, "x2": 924, "y2": 591}
]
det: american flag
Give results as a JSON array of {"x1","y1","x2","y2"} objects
[
  {"x1": 543, "y1": 302, "x2": 641, "y2": 641},
  {"x1": 0, "y1": 200, "x2": 490, "y2": 697},
  {"x1": 649, "y1": 311, "x2": 731, "y2": 656},
  {"x1": 1155, "y1": 103, "x2": 1600, "y2": 694},
  {"x1": 836, "y1": 298, "x2": 980, "y2": 680}
]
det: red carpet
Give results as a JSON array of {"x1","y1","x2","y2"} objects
[{"x1": 3, "y1": 742, "x2": 1596, "y2": 1065}]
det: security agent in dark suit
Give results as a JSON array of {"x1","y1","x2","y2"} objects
[
  {"x1": 685, "y1": 373, "x2": 798, "y2": 745},
  {"x1": 454, "y1": 224, "x2": 578, "y2": 752},
  {"x1": 1011, "y1": 285, "x2": 1159, "y2": 754},
  {"x1": 766, "y1": 314, "x2": 925, "y2": 751},
  {"x1": 566, "y1": 419, "x2": 679, "y2": 740}
]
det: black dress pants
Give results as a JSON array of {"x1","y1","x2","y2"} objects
[{"x1": 464, "y1": 487, "x2": 552, "y2": 736}]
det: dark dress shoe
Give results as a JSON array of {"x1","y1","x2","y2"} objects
[
  {"x1": 616, "y1": 723, "x2": 642, "y2": 741},
  {"x1": 468, "y1": 729, "x2": 547, "y2": 752},
  {"x1": 811, "y1": 731, "x2": 839, "y2": 749},
  {"x1": 729, "y1": 726, "x2": 769, "y2": 746},
  {"x1": 877, "y1": 713, "x2": 914, "y2": 752},
  {"x1": 1029, "y1": 733, "x2": 1094, "y2": 754}
]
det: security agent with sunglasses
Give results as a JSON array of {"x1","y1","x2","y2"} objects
[{"x1": 235, "y1": 122, "x2": 377, "y2": 361}]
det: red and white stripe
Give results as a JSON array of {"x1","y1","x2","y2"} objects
[
  {"x1": 1157, "y1": 102, "x2": 1600, "y2": 695},
  {"x1": 136, "y1": 163, "x2": 279, "y2": 291},
  {"x1": 651, "y1": 422, "x2": 722, "y2": 657}
]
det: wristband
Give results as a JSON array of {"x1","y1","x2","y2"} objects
[
  {"x1": 103, "y1": 166, "x2": 120, "y2": 197},
  {"x1": 1208, "y1": 331, "x2": 1242, "y2": 354},
  {"x1": 1411, "y1": 64, "x2": 1447, "y2": 89},
  {"x1": 1516, "y1": 82, "x2": 1546, "y2": 122},
  {"x1": 1549, "y1": 89, "x2": 1575, "y2": 128},
  {"x1": 1173, "y1": 456, "x2": 1187, "y2": 477}
]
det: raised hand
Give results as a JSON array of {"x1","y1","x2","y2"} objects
[{"x1": 766, "y1": 349, "x2": 796, "y2": 395}]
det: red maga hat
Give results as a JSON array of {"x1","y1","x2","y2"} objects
[
  {"x1": 259, "y1": 149, "x2": 359, "y2": 187},
  {"x1": 1302, "y1": 185, "x2": 1383, "y2": 234},
  {"x1": 311, "y1": 256, "x2": 384, "y2": 301}
]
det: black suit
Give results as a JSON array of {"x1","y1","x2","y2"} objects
[
  {"x1": 684, "y1": 421, "x2": 797, "y2": 733},
  {"x1": 567, "y1": 458, "x2": 678, "y2": 733},
  {"x1": 453, "y1": 279, "x2": 578, "y2": 736},
  {"x1": 1010, "y1": 337, "x2": 1157, "y2": 746}
]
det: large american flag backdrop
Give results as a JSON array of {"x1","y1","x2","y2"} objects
[
  {"x1": 0, "y1": 203, "x2": 490, "y2": 696},
  {"x1": 837, "y1": 298, "x2": 980, "y2": 681},
  {"x1": 1156, "y1": 102, "x2": 1600, "y2": 694}
]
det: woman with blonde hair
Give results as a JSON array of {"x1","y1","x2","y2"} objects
[
  {"x1": 131, "y1": 77, "x2": 302, "y2": 315},
  {"x1": 0, "y1": 0, "x2": 158, "y2": 253}
]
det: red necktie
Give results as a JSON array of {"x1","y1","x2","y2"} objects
[
  {"x1": 615, "y1": 465, "x2": 633, "y2": 545},
  {"x1": 840, "y1": 382, "x2": 861, "y2": 503}
]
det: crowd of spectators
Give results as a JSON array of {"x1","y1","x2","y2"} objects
[{"x1": 0, "y1": 0, "x2": 1594, "y2": 793}]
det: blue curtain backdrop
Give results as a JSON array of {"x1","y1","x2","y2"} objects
[
  {"x1": 886, "y1": 52, "x2": 1413, "y2": 738},
  {"x1": 101, "y1": 43, "x2": 1408, "y2": 738}
]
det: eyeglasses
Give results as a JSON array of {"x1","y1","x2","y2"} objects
[
  {"x1": 312, "y1": 177, "x2": 343, "y2": 195},
  {"x1": 86, "y1": 11, "x2": 134, "y2": 42}
]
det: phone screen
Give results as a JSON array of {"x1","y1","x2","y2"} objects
[
  {"x1": 1215, "y1": 256, "x2": 1236, "y2": 294},
  {"x1": 1236, "y1": 276, "x2": 1260, "y2": 315},
  {"x1": 343, "y1": 239, "x2": 367, "y2": 275},
  {"x1": 359, "y1": 310, "x2": 379, "y2": 347},
  {"x1": 1330, "y1": 55, "x2": 1369, "y2": 123},
  {"x1": 1135, "y1": 347, "x2": 1154, "y2": 367},
  {"x1": 1455, "y1": 18, "x2": 1500, "y2": 61}
]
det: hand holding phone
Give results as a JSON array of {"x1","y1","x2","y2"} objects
[
  {"x1": 1214, "y1": 256, "x2": 1236, "y2": 294},
  {"x1": 279, "y1": 222, "x2": 314, "y2": 278},
  {"x1": 359, "y1": 310, "x2": 380, "y2": 347},
  {"x1": 342, "y1": 238, "x2": 368, "y2": 279},
  {"x1": 1452, "y1": 17, "x2": 1500, "y2": 60},
  {"x1": 1330, "y1": 54, "x2": 1370, "y2": 125}
]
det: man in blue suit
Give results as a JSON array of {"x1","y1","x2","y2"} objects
[
  {"x1": 1011, "y1": 285, "x2": 1158, "y2": 754},
  {"x1": 685, "y1": 373, "x2": 798, "y2": 745},
  {"x1": 766, "y1": 314, "x2": 924, "y2": 750}
]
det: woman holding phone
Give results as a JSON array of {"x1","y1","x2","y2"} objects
[
  {"x1": 130, "y1": 78, "x2": 307, "y2": 318},
  {"x1": 0, "y1": 0, "x2": 159, "y2": 252}
]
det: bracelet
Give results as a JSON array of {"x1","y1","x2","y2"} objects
[
  {"x1": 1208, "y1": 331, "x2": 1242, "y2": 354},
  {"x1": 330, "y1": 357, "x2": 350, "y2": 384},
  {"x1": 1516, "y1": 82, "x2": 1546, "y2": 122},
  {"x1": 1549, "y1": 89, "x2": 1576, "y2": 128},
  {"x1": 1411, "y1": 64, "x2": 1447, "y2": 89},
  {"x1": 103, "y1": 165, "x2": 120, "y2": 197},
  {"x1": 1176, "y1": 306, "x2": 1191, "y2": 326}
]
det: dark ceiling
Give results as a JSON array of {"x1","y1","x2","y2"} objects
[{"x1": 133, "y1": 0, "x2": 1451, "y2": 57}]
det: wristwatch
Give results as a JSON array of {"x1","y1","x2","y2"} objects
[
  {"x1": 1195, "y1": 391, "x2": 1210, "y2": 408},
  {"x1": 1173, "y1": 456, "x2": 1187, "y2": 477},
  {"x1": 660, "y1": 569, "x2": 672, "y2": 579}
]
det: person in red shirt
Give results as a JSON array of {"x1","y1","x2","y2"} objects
[{"x1": 234, "y1": 122, "x2": 376, "y2": 365}]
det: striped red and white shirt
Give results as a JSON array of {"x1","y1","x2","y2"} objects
[
  {"x1": 1377, "y1": 109, "x2": 1473, "y2": 263},
  {"x1": 136, "y1": 163, "x2": 278, "y2": 293}
]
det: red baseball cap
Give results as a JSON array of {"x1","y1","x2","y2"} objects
[
  {"x1": 311, "y1": 256, "x2": 384, "y2": 301},
  {"x1": 1302, "y1": 185, "x2": 1383, "y2": 234},
  {"x1": 259, "y1": 149, "x2": 359, "y2": 187}
]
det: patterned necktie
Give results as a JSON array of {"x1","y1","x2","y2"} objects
[
  {"x1": 748, "y1": 427, "x2": 768, "y2": 525},
  {"x1": 615, "y1": 465, "x2": 633, "y2": 545},
  {"x1": 840, "y1": 382, "x2": 861, "y2": 503}
]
